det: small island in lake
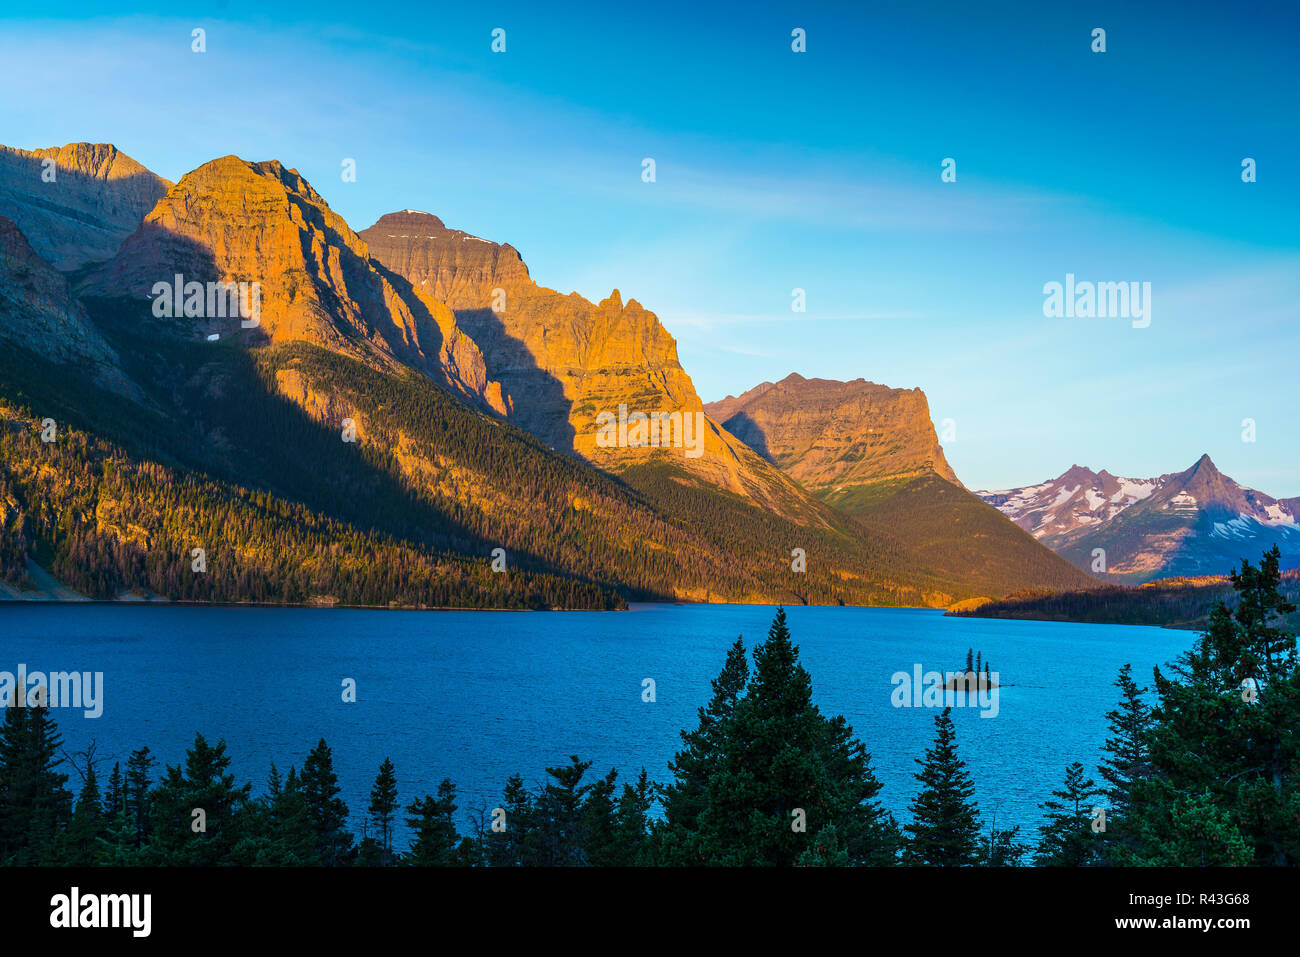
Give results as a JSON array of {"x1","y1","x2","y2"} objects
[{"x1": 943, "y1": 649, "x2": 1000, "y2": 691}]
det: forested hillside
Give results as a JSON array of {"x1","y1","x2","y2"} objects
[{"x1": 1, "y1": 299, "x2": 1006, "y2": 608}]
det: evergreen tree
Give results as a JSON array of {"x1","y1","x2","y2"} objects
[
  {"x1": 1033, "y1": 762, "x2": 1104, "y2": 866},
  {"x1": 611, "y1": 769, "x2": 658, "y2": 866},
  {"x1": 1127, "y1": 547, "x2": 1299, "y2": 865},
  {"x1": 102, "y1": 761, "x2": 124, "y2": 820},
  {"x1": 797, "y1": 823, "x2": 849, "y2": 867},
  {"x1": 691, "y1": 609, "x2": 898, "y2": 866},
  {"x1": 482, "y1": 773, "x2": 534, "y2": 866},
  {"x1": 146, "y1": 734, "x2": 250, "y2": 865},
  {"x1": 405, "y1": 779, "x2": 460, "y2": 865},
  {"x1": 662, "y1": 636, "x2": 748, "y2": 854},
  {"x1": 61, "y1": 764, "x2": 105, "y2": 865},
  {"x1": 693, "y1": 609, "x2": 826, "y2": 865},
  {"x1": 1160, "y1": 791, "x2": 1253, "y2": 866},
  {"x1": 368, "y1": 757, "x2": 399, "y2": 864},
  {"x1": 904, "y1": 708, "x2": 980, "y2": 866},
  {"x1": 0, "y1": 697, "x2": 73, "y2": 864},
  {"x1": 300, "y1": 738, "x2": 354, "y2": 865},
  {"x1": 1098, "y1": 663, "x2": 1151, "y2": 857},
  {"x1": 266, "y1": 765, "x2": 318, "y2": 865},
  {"x1": 978, "y1": 820, "x2": 1028, "y2": 867},
  {"x1": 124, "y1": 746, "x2": 156, "y2": 847},
  {"x1": 580, "y1": 768, "x2": 620, "y2": 866},
  {"x1": 534, "y1": 756, "x2": 593, "y2": 865}
]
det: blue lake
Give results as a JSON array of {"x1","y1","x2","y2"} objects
[{"x1": 0, "y1": 602, "x2": 1192, "y2": 844}]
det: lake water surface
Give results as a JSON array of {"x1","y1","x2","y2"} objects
[{"x1": 0, "y1": 602, "x2": 1192, "y2": 844}]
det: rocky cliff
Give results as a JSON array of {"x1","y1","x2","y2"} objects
[
  {"x1": 0, "y1": 215, "x2": 135, "y2": 396},
  {"x1": 704, "y1": 373, "x2": 960, "y2": 492},
  {"x1": 79, "y1": 159, "x2": 507, "y2": 413},
  {"x1": 359, "y1": 211, "x2": 808, "y2": 514},
  {"x1": 0, "y1": 143, "x2": 172, "y2": 272}
]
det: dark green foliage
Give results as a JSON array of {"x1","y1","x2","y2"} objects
[
  {"x1": 405, "y1": 779, "x2": 460, "y2": 866},
  {"x1": 533, "y1": 756, "x2": 594, "y2": 866},
  {"x1": 145, "y1": 734, "x2": 250, "y2": 865},
  {"x1": 482, "y1": 774, "x2": 535, "y2": 867},
  {"x1": 1097, "y1": 663, "x2": 1151, "y2": 856},
  {"x1": 1122, "y1": 547, "x2": 1299, "y2": 865},
  {"x1": 125, "y1": 746, "x2": 155, "y2": 846},
  {"x1": 661, "y1": 636, "x2": 748, "y2": 856},
  {"x1": 262, "y1": 765, "x2": 319, "y2": 865},
  {"x1": 367, "y1": 757, "x2": 399, "y2": 864},
  {"x1": 300, "y1": 738, "x2": 354, "y2": 866},
  {"x1": 663, "y1": 608, "x2": 899, "y2": 866},
  {"x1": 59, "y1": 764, "x2": 104, "y2": 866},
  {"x1": 977, "y1": 821, "x2": 1028, "y2": 867},
  {"x1": 0, "y1": 700, "x2": 72, "y2": 864},
  {"x1": 1033, "y1": 762, "x2": 1104, "y2": 866},
  {"x1": 904, "y1": 708, "x2": 979, "y2": 866},
  {"x1": 102, "y1": 761, "x2": 123, "y2": 819}
]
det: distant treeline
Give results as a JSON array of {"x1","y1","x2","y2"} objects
[
  {"x1": 949, "y1": 567, "x2": 1300, "y2": 630},
  {"x1": 3, "y1": 549, "x2": 1296, "y2": 867}
]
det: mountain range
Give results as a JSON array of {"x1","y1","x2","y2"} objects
[
  {"x1": 978, "y1": 456, "x2": 1300, "y2": 582},
  {"x1": 0, "y1": 140, "x2": 1217, "y2": 609}
]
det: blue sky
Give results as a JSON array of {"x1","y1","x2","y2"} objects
[{"x1": 2, "y1": 0, "x2": 1297, "y2": 493}]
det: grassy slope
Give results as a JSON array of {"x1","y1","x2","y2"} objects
[{"x1": 820, "y1": 473, "x2": 1099, "y2": 598}]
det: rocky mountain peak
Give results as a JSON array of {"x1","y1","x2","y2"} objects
[
  {"x1": 361, "y1": 211, "x2": 809, "y2": 513},
  {"x1": 359, "y1": 212, "x2": 531, "y2": 308},
  {"x1": 370, "y1": 209, "x2": 449, "y2": 232},
  {"x1": 979, "y1": 454, "x2": 1300, "y2": 581},
  {"x1": 0, "y1": 142, "x2": 172, "y2": 271},
  {"x1": 77, "y1": 157, "x2": 507, "y2": 413},
  {"x1": 704, "y1": 374, "x2": 961, "y2": 490}
]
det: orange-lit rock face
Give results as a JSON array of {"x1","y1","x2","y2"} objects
[
  {"x1": 359, "y1": 211, "x2": 802, "y2": 509},
  {"x1": 0, "y1": 143, "x2": 172, "y2": 272},
  {"x1": 81, "y1": 159, "x2": 506, "y2": 413},
  {"x1": 705, "y1": 373, "x2": 962, "y2": 491}
]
